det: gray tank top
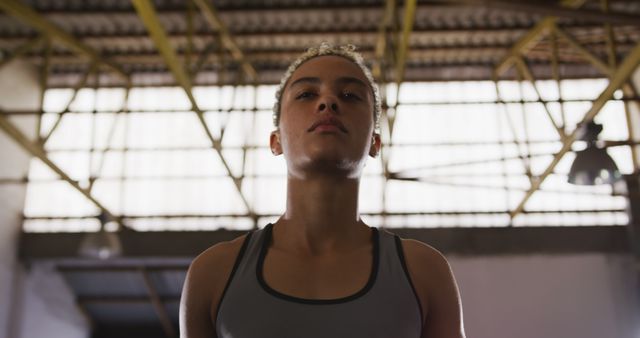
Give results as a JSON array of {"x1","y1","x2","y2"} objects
[{"x1": 216, "y1": 223, "x2": 423, "y2": 338}]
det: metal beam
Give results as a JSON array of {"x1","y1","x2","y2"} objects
[
  {"x1": 140, "y1": 268, "x2": 176, "y2": 338},
  {"x1": 553, "y1": 11, "x2": 640, "y2": 171},
  {"x1": 396, "y1": 0, "x2": 417, "y2": 86},
  {"x1": 23, "y1": 45, "x2": 524, "y2": 66},
  {"x1": 492, "y1": 76, "x2": 536, "y2": 183},
  {"x1": 372, "y1": 0, "x2": 396, "y2": 80},
  {"x1": 20, "y1": 226, "x2": 629, "y2": 259},
  {"x1": 88, "y1": 86, "x2": 131, "y2": 194},
  {"x1": 0, "y1": 0, "x2": 129, "y2": 83},
  {"x1": 512, "y1": 56, "x2": 566, "y2": 140},
  {"x1": 601, "y1": 0, "x2": 618, "y2": 69},
  {"x1": 131, "y1": 0, "x2": 253, "y2": 216},
  {"x1": 0, "y1": 113, "x2": 127, "y2": 230},
  {"x1": 550, "y1": 25, "x2": 567, "y2": 133},
  {"x1": 41, "y1": 61, "x2": 99, "y2": 145},
  {"x1": 8, "y1": 92, "x2": 640, "y2": 116},
  {"x1": 21, "y1": 207, "x2": 624, "y2": 225},
  {"x1": 37, "y1": 37, "x2": 52, "y2": 143},
  {"x1": 132, "y1": 0, "x2": 193, "y2": 96},
  {"x1": 439, "y1": 0, "x2": 640, "y2": 27},
  {"x1": 185, "y1": 0, "x2": 195, "y2": 71},
  {"x1": 189, "y1": 39, "x2": 219, "y2": 79},
  {"x1": 0, "y1": 23, "x2": 569, "y2": 44},
  {"x1": 494, "y1": 0, "x2": 586, "y2": 77},
  {"x1": 554, "y1": 26, "x2": 640, "y2": 170},
  {"x1": 41, "y1": 63, "x2": 614, "y2": 87},
  {"x1": 553, "y1": 25, "x2": 612, "y2": 76},
  {"x1": 383, "y1": 0, "x2": 418, "y2": 177},
  {"x1": 0, "y1": 35, "x2": 44, "y2": 70},
  {"x1": 509, "y1": 41, "x2": 640, "y2": 220},
  {"x1": 192, "y1": 0, "x2": 257, "y2": 83}
]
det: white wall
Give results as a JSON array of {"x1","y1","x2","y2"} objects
[
  {"x1": 629, "y1": 70, "x2": 640, "y2": 167},
  {"x1": 16, "y1": 264, "x2": 89, "y2": 338},
  {"x1": 0, "y1": 60, "x2": 89, "y2": 338},
  {"x1": 449, "y1": 253, "x2": 639, "y2": 338}
]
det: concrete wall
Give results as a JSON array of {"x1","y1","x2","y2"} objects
[
  {"x1": 630, "y1": 70, "x2": 640, "y2": 168},
  {"x1": 450, "y1": 253, "x2": 639, "y2": 338},
  {"x1": 0, "y1": 60, "x2": 89, "y2": 338}
]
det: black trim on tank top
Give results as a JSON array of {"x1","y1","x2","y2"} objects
[
  {"x1": 394, "y1": 235, "x2": 425, "y2": 324},
  {"x1": 215, "y1": 231, "x2": 254, "y2": 320},
  {"x1": 257, "y1": 223, "x2": 379, "y2": 305}
]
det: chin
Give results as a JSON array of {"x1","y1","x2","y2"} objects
[{"x1": 294, "y1": 154, "x2": 365, "y2": 178}]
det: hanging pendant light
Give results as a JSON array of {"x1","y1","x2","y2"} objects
[
  {"x1": 568, "y1": 121, "x2": 621, "y2": 185},
  {"x1": 78, "y1": 212, "x2": 123, "y2": 259}
]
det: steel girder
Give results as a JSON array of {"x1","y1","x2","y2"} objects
[
  {"x1": 0, "y1": 1, "x2": 131, "y2": 230},
  {"x1": 509, "y1": 41, "x2": 640, "y2": 219},
  {"x1": 438, "y1": 0, "x2": 640, "y2": 27},
  {"x1": 131, "y1": 0, "x2": 253, "y2": 218},
  {"x1": 0, "y1": 113, "x2": 127, "y2": 230},
  {"x1": 0, "y1": 35, "x2": 45, "y2": 70},
  {"x1": 0, "y1": 0, "x2": 129, "y2": 83},
  {"x1": 494, "y1": 0, "x2": 587, "y2": 77},
  {"x1": 192, "y1": 0, "x2": 258, "y2": 83}
]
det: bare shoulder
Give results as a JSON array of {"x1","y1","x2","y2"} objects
[
  {"x1": 190, "y1": 234, "x2": 250, "y2": 273},
  {"x1": 186, "y1": 233, "x2": 250, "y2": 296},
  {"x1": 400, "y1": 238, "x2": 451, "y2": 274},
  {"x1": 180, "y1": 233, "x2": 251, "y2": 338},
  {"x1": 398, "y1": 238, "x2": 465, "y2": 338},
  {"x1": 398, "y1": 238, "x2": 455, "y2": 299}
]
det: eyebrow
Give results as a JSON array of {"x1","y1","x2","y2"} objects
[{"x1": 289, "y1": 76, "x2": 369, "y2": 89}]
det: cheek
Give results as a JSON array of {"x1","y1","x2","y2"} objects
[{"x1": 277, "y1": 118, "x2": 305, "y2": 152}]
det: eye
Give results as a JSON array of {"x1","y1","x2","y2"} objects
[
  {"x1": 341, "y1": 92, "x2": 361, "y2": 100},
  {"x1": 295, "y1": 91, "x2": 316, "y2": 100}
]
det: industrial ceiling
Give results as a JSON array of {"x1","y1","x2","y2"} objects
[
  {"x1": 1, "y1": 0, "x2": 639, "y2": 88},
  {"x1": 2, "y1": 0, "x2": 640, "y2": 337}
]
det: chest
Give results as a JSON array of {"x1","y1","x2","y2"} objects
[
  {"x1": 261, "y1": 247, "x2": 373, "y2": 299},
  {"x1": 215, "y1": 230, "x2": 424, "y2": 338}
]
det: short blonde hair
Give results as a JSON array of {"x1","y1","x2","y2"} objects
[{"x1": 272, "y1": 42, "x2": 382, "y2": 131}]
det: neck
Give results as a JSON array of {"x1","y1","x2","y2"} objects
[{"x1": 274, "y1": 174, "x2": 370, "y2": 255}]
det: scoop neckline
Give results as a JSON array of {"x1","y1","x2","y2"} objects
[{"x1": 256, "y1": 223, "x2": 379, "y2": 305}]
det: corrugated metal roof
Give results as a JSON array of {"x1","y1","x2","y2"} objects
[{"x1": 2, "y1": 0, "x2": 639, "y2": 86}]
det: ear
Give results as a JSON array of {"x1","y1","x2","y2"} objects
[
  {"x1": 270, "y1": 130, "x2": 283, "y2": 156},
  {"x1": 369, "y1": 133, "x2": 381, "y2": 158}
]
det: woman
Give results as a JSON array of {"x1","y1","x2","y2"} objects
[{"x1": 180, "y1": 43, "x2": 465, "y2": 338}]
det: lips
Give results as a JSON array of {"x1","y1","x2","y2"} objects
[{"x1": 307, "y1": 116, "x2": 348, "y2": 133}]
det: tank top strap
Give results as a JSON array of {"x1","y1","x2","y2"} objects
[
  {"x1": 224, "y1": 224, "x2": 265, "y2": 283},
  {"x1": 376, "y1": 228, "x2": 424, "y2": 320}
]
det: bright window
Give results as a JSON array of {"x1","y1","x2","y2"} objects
[{"x1": 23, "y1": 80, "x2": 631, "y2": 232}]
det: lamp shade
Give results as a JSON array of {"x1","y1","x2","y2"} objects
[
  {"x1": 78, "y1": 230, "x2": 123, "y2": 259},
  {"x1": 568, "y1": 146, "x2": 621, "y2": 185}
]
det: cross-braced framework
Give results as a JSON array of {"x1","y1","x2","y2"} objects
[
  {"x1": 1, "y1": 0, "x2": 639, "y2": 232},
  {"x1": 2, "y1": 0, "x2": 640, "y2": 335}
]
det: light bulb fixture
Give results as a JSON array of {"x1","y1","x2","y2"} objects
[
  {"x1": 568, "y1": 120, "x2": 621, "y2": 185},
  {"x1": 78, "y1": 212, "x2": 123, "y2": 260}
]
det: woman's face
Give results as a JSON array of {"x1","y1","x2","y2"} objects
[{"x1": 271, "y1": 55, "x2": 381, "y2": 178}]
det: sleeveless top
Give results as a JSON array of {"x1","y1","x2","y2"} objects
[{"x1": 215, "y1": 223, "x2": 423, "y2": 338}]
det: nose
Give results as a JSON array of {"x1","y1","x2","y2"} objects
[{"x1": 318, "y1": 95, "x2": 339, "y2": 113}]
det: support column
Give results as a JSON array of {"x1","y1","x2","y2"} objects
[
  {"x1": 623, "y1": 173, "x2": 640, "y2": 338},
  {"x1": 0, "y1": 59, "x2": 90, "y2": 338},
  {"x1": 629, "y1": 71, "x2": 640, "y2": 171},
  {"x1": 0, "y1": 59, "x2": 40, "y2": 338}
]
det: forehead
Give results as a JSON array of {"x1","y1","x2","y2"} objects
[{"x1": 287, "y1": 55, "x2": 370, "y2": 87}]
